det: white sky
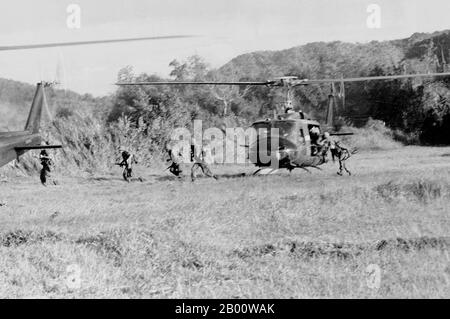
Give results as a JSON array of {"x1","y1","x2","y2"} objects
[{"x1": 0, "y1": 0, "x2": 449, "y2": 96}]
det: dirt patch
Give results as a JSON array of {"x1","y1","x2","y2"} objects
[
  {"x1": 233, "y1": 236, "x2": 450, "y2": 260},
  {"x1": 0, "y1": 230, "x2": 63, "y2": 247}
]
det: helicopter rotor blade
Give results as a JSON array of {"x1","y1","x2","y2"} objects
[
  {"x1": 299, "y1": 72, "x2": 450, "y2": 85},
  {"x1": 0, "y1": 35, "x2": 196, "y2": 51},
  {"x1": 116, "y1": 81, "x2": 271, "y2": 86},
  {"x1": 116, "y1": 72, "x2": 450, "y2": 87}
]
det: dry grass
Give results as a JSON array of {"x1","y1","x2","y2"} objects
[{"x1": 0, "y1": 146, "x2": 449, "y2": 298}]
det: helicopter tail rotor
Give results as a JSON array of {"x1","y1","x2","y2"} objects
[
  {"x1": 338, "y1": 78, "x2": 345, "y2": 109},
  {"x1": 326, "y1": 78, "x2": 348, "y2": 129}
]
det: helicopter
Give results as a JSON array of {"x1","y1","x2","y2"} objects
[
  {"x1": 117, "y1": 72, "x2": 450, "y2": 174},
  {"x1": 0, "y1": 81, "x2": 62, "y2": 168},
  {"x1": 0, "y1": 34, "x2": 194, "y2": 169}
]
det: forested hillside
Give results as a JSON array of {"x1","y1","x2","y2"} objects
[
  {"x1": 112, "y1": 29, "x2": 450, "y2": 145},
  {"x1": 215, "y1": 30, "x2": 450, "y2": 144}
]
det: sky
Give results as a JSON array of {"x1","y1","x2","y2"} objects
[{"x1": 0, "y1": 0, "x2": 449, "y2": 96}]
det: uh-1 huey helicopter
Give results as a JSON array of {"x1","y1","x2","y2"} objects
[
  {"x1": 117, "y1": 71, "x2": 450, "y2": 175},
  {"x1": 0, "y1": 34, "x2": 195, "y2": 169}
]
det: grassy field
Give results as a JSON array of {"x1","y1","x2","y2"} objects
[{"x1": 0, "y1": 146, "x2": 449, "y2": 298}]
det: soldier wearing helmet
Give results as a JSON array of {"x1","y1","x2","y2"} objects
[
  {"x1": 39, "y1": 149, "x2": 53, "y2": 186},
  {"x1": 117, "y1": 146, "x2": 137, "y2": 182}
]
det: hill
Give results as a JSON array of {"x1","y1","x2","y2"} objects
[
  {"x1": 215, "y1": 30, "x2": 450, "y2": 143},
  {"x1": 0, "y1": 78, "x2": 110, "y2": 131},
  {"x1": 219, "y1": 30, "x2": 450, "y2": 81}
]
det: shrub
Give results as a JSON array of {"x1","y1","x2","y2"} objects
[{"x1": 340, "y1": 118, "x2": 402, "y2": 151}]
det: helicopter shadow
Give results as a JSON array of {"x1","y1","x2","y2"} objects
[
  {"x1": 155, "y1": 173, "x2": 248, "y2": 181},
  {"x1": 155, "y1": 175, "x2": 186, "y2": 182},
  {"x1": 87, "y1": 176, "x2": 146, "y2": 183}
]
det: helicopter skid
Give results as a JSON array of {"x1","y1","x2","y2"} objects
[{"x1": 253, "y1": 168, "x2": 280, "y2": 176}]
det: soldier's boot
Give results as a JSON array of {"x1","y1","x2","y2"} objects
[{"x1": 343, "y1": 162, "x2": 351, "y2": 176}]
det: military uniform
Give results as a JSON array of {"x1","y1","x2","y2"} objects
[
  {"x1": 333, "y1": 141, "x2": 352, "y2": 175},
  {"x1": 190, "y1": 142, "x2": 218, "y2": 182},
  {"x1": 318, "y1": 134, "x2": 353, "y2": 175},
  {"x1": 317, "y1": 132, "x2": 333, "y2": 162},
  {"x1": 39, "y1": 150, "x2": 53, "y2": 186},
  {"x1": 118, "y1": 149, "x2": 136, "y2": 182}
]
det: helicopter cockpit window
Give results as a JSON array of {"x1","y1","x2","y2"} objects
[
  {"x1": 272, "y1": 122, "x2": 296, "y2": 140},
  {"x1": 251, "y1": 123, "x2": 270, "y2": 146},
  {"x1": 252, "y1": 123, "x2": 269, "y2": 137}
]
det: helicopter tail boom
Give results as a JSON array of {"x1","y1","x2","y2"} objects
[{"x1": 24, "y1": 82, "x2": 49, "y2": 134}]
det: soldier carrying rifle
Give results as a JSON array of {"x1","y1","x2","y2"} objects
[
  {"x1": 39, "y1": 149, "x2": 57, "y2": 186},
  {"x1": 116, "y1": 146, "x2": 137, "y2": 182}
]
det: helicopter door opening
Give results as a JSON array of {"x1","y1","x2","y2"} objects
[{"x1": 308, "y1": 124, "x2": 321, "y2": 156}]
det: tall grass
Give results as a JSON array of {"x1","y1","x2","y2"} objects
[
  {"x1": 2, "y1": 115, "x2": 404, "y2": 177},
  {"x1": 5, "y1": 112, "x2": 166, "y2": 177}
]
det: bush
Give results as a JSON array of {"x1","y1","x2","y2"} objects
[{"x1": 340, "y1": 118, "x2": 402, "y2": 151}]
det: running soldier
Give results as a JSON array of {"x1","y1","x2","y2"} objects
[
  {"x1": 117, "y1": 147, "x2": 137, "y2": 182},
  {"x1": 333, "y1": 140, "x2": 354, "y2": 176},
  {"x1": 319, "y1": 132, "x2": 354, "y2": 175},
  {"x1": 39, "y1": 149, "x2": 54, "y2": 186},
  {"x1": 191, "y1": 139, "x2": 218, "y2": 182}
]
